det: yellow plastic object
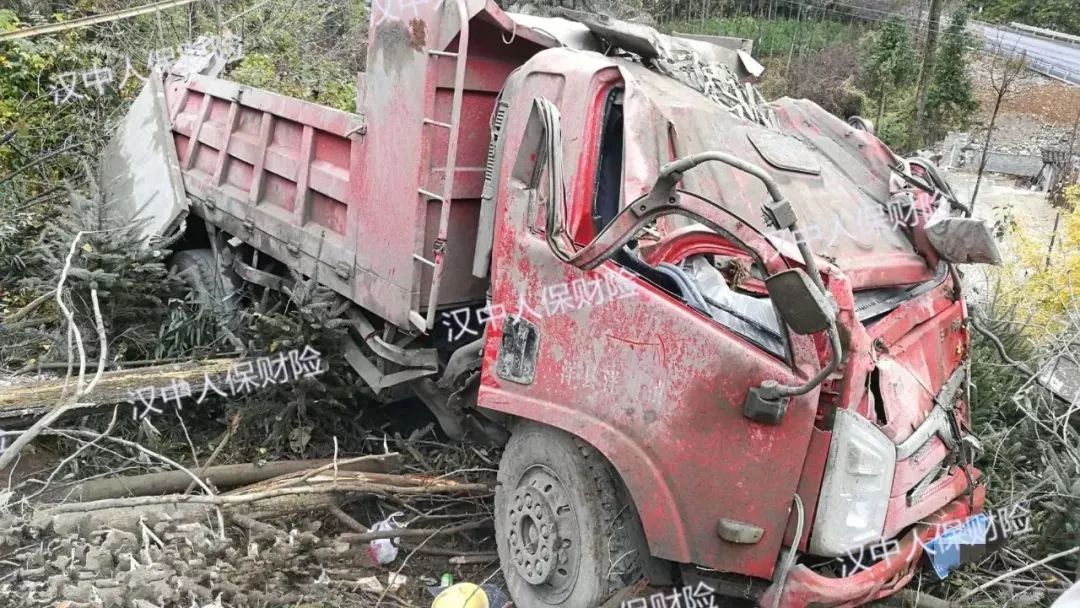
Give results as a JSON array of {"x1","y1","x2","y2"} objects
[{"x1": 431, "y1": 583, "x2": 489, "y2": 608}]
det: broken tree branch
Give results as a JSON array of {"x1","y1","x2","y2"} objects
[
  {"x1": 58, "y1": 454, "x2": 402, "y2": 502},
  {"x1": 327, "y1": 504, "x2": 369, "y2": 533},
  {"x1": 970, "y1": 317, "x2": 1074, "y2": 404},
  {"x1": 229, "y1": 511, "x2": 286, "y2": 542},
  {"x1": 955, "y1": 547, "x2": 1080, "y2": 602},
  {"x1": 1, "y1": 427, "x2": 228, "y2": 536},
  {"x1": 236, "y1": 454, "x2": 407, "y2": 493},
  {"x1": 0, "y1": 233, "x2": 103, "y2": 474},
  {"x1": 27, "y1": 406, "x2": 119, "y2": 503},
  {"x1": 44, "y1": 476, "x2": 489, "y2": 514},
  {"x1": 183, "y1": 413, "x2": 241, "y2": 495},
  {"x1": 0, "y1": 357, "x2": 239, "y2": 423},
  {"x1": 2, "y1": 289, "x2": 57, "y2": 325}
]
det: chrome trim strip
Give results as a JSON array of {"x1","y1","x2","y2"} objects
[{"x1": 895, "y1": 365, "x2": 966, "y2": 460}]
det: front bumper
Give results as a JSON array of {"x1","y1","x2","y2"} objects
[{"x1": 760, "y1": 486, "x2": 985, "y2": 608}]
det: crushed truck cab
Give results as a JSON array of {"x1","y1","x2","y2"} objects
[
  {"x1": 480, "y1": 45, "x2": 986, "y2": 607},
  {"x1": 130, "y1": 0, "x2": 1000, "y2": 606}
]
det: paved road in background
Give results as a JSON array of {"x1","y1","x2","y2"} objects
[{"x1": 978, "y1": 23, "x2": 1080, "y2": 85}]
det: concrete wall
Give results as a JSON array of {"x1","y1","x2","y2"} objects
[{"x1": 982, "y1": 152, "x2": 1045, "y2": 178}]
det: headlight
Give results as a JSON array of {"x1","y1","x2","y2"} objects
[{"x1": 808, "y1": 409, "x2": 896, "y2": 557}]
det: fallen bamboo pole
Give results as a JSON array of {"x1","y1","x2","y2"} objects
[{"x1": 0, "y1": 0, "x2": 203, "y2": 42}]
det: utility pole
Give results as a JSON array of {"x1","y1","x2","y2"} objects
[{"x1": 911, "y1": 0, "x2": 944, "y2": 149}]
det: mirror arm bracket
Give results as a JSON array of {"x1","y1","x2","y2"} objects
[{"x1": 743, "y1": 320, "x2": 842, "y2": 425}]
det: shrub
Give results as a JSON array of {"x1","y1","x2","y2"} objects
[
  {"x1": 760, "y1": 42, "x2": 867, "y2": 118},
  {"x1": 924, "y1": 8, "x2": 978, "y2": 143},
  {"x1": 666, "y1": 15, "x2": 861, "y2": 58},
  {"x1": 1002, "y1": 185, "x2": 1080, "y2": 335}
]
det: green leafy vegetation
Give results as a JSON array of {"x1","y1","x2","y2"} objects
[
  {"x1": 970, "y1": 0, "x2": 1080, "y2": 37},
  {"x1": 668, "y1": 11, "x2": 976, "y2": 154},
  {"x1": 758, "y1": 41, "x2": 867, "y2": 118},
  {"x1": 861, "y1": 17, "x2": 917, "y2": 136},
  {"x1": 224, "y1": 0, "x2": 366, "y2": 112},
  {"x1": 924, "y1": 8, "x2": 979, "y2": 144},
  {"x1": 0, "y1": 1, "x2": 374, "y2": 454},
  {"x1": 668, "y1": 15, "x2": 860, "y2": 57},
  {"x1": 15, "y1": 164, "x2": 182, "y2": 365}
]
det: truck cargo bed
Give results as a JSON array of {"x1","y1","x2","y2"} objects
[
  {"x1": 164, "y1": 67, "x2": 493, "y2": 328},
  {"x1": 166, "y1": 76, "x2": 367, "y2": 303}
]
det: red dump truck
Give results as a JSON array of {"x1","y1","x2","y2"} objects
[{"x1": 121, "y1": 1, "x2": 1003, "y2": 606}]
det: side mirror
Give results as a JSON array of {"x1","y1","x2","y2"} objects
[
  {"x1": 765, "y1": 269, "x2": 836, "y2": 335},
  {"x1": 925, "y1": 216, "x2": 1002, "y2": 265},
  {"x1": 744, "y1": 268, "x2": 841, "y2": 426}
]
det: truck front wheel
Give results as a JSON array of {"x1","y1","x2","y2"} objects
[{"x1": 495, "y1": 422, "x2": 648, "y2": 608}]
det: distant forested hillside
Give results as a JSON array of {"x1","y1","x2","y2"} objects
[{"x1": 969, "y1": 0, "x2": 1079, "y2": 36}]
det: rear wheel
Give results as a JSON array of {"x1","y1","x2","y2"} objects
[
  {"x1": 170, "y1": 248, "x2": 240, "y2": 307},
  {"x1": 495, "y1": 422, "x2": 649, "y2": 608}
]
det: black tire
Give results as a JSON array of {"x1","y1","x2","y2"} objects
[
  {"x1": 170, "y1": 249, "x2": 240, "y2": 307},
  {"x1": 495, "y1": 422, "x2": 650, "y2": 608}
]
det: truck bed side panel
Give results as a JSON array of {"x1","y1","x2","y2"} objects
[
  {"x1": 164, "y1": 5, "x2": 535, "y2": 327},
  {"x1": 165, "y1": 76, "x2": 413, "y2": 322}
]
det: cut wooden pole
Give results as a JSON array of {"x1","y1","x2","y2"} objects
[
  {"x1": 57, "y1": 453, "x2": 402, "y2": 502},
  {"x1": 0, "y1": 358, "x2": 238, "y2": 424}
]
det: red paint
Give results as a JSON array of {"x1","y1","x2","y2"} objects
[
  {"x1": 763, "y1": 489, "x2": 985, "y2": 608},
  {"x1": 160, "y1": 2, "x2": 986, "y2": 605}
]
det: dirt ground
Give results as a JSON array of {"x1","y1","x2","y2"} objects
[
  {"x1": 962, "y1": 54, "x2": 1080, "y2": 160},
  {"x1": 946, "y1": 171, "x2": 1059, "y2": 239},
  {"x1": 970, "y1": 54, "x2": 1080, "y2": 127}
]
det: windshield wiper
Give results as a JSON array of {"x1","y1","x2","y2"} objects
[{"x1": 855, "y1": 262, "x2": 949, "y2": 323}]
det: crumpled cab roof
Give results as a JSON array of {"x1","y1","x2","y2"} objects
[{"x1": 614, "y1": 61, "x2": 934, "y2": 289}]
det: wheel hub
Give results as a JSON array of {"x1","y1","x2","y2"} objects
[{"x1": 507, "y1": 486, "x2": 560, "y2": 584}]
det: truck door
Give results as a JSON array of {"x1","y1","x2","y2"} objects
[{"x1": 478, "y1": 60, "x2": 824, "y2": 580}]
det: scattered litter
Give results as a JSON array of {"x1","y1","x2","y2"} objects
[
  {"x1": 366, "y1": 512, "x2": 405, "y2": 565},
  {"x1": 386, "y1": 572, "x2": 408, "y2": 593},
  {"x1": 420, "y1": 574, "x2": 440, "y2": 587},
  {"x1": 427, "y1": 582, "x2": 509, "y2": 608},
  {"x1": 431, "y1": 582, "x2": 489, "y2": 608},
  {"x1": 355, "y1": 576, "x2": 384, "y2": 593}
]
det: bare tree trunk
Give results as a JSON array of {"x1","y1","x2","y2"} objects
[
  {"x1": 971, "y1": 52, "x2": 1026, "y2": 210},
  {"x1": 911, "y1": 0, "x2": 943, "y2": 148},
  {"x1": 971, "y1": 94, "x2": 1005, "y2": 210},
  {"x1": 1045, "y1": 211, "x2": 1062, "y2": 269},
  {"x1": 877, "y1": 84, "x2": 888, "y2": 131},
  {"x1": 785, "y1": 5, "x2": 801, "y2": 79},
  {"x1": 1049, "y1": 102, "x2": 1080, "y2": 207}
]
